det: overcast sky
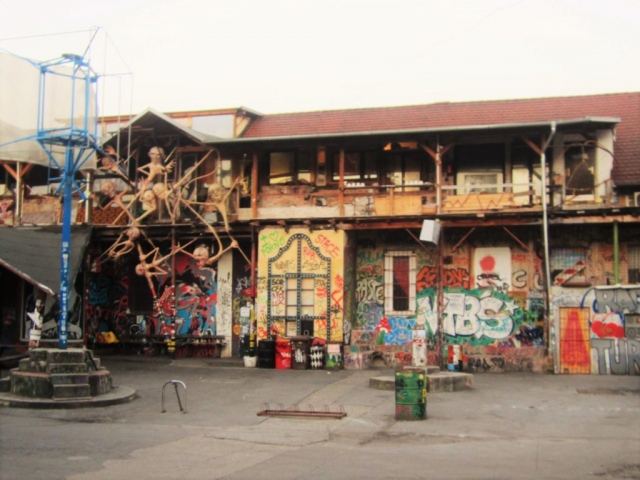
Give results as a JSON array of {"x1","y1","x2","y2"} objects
[{"x1": 1, "y1": 0, "x2": 639, "y2": 116}]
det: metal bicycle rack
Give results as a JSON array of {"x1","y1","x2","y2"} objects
[{"x1": 161, "y1": 380, "x2": 187, "y2": 413}]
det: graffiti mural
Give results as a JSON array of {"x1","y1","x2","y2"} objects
[
  {"x1": 415, "y1": 288, "x2": 525, "y2": 346},
  {"x1": 572, "y1": 286, "x2": 640, "y2": 375},
  {"x1": 591, "y1": 339, "x2": 640, "y2": 375},
  {"x1": 256, "y1": 228, "x2": 345, "y2": 342},
  {"x1": 416, "y1": 266, "x2": 470, "y2": 290},
  {"x1": 171, "y1": 252, "x2": 217, "y2": 335},
  {"x1": 474, "y1": 247, "x2": 511, "y2": 292},
  {"x1": 86, "y1": 256, "x2": 133, "y2": 340}
]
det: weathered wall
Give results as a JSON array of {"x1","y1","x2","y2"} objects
[
  {"x1": 552, "y1": 285, "x2": 640, "y2": 375},
  {"x1": 256, "y1": 228, "x2": 345, "y2": 342},
  {"x1": 346, "y1": 229, "x2": 547, "y2": 372},
  {"x1": 86, "y1": 245, "x2": 227, "y2": 347}
]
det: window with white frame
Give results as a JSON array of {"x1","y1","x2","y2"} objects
[{"x1": 384, "y1": 251, "x2": 416, "y2": 315}]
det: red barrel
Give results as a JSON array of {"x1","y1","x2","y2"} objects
[{"x1": 275, "y1": 339, "x2": 292, "y2": 369}]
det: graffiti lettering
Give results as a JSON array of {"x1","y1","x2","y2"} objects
[
  {"x1": 591, "y1": 338, "x2": 640, "y2": 375},
  {"x1": 274, "y1": 259, "x2": 295, "y2": 272},
  {"x1": 260, "y1": 231, "x2": 285, "y2": 256},
  {"x1": 416, "y1": 266, "x2": 470, "y2": 290},
  {"x1": 356, "y1": 278, "x2": 383, "y2": 303},
  {"x1": 315, "y1": 234, "x2": 340, "y2": 258}
]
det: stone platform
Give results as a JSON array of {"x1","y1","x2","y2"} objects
[
  {"x1": 0, "y1": 347, "x2": 136, "y2": 409},
  {"x1": 369, "y1": 368, "x2": 473, "y2": 393}
]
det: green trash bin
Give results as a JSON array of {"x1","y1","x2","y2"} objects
[{"x1": 395, "y1": 368, "x2": 427, "y2": 420}]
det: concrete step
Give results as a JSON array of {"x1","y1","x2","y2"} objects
[
  {"x1": 46, "y1": 349, "x2": 86, "y2": 364},
  {"x1": 369, "y1": 371, "x2": 473, "y2": 393},
  {"x1": 52, "y1": 384, "x2": 91, "y2": 400},
  {"x1": 51, "y1": 373, "x2": 90, "y2": 385},
  {"x1": 47, "y1": 363, "x2": 88, "y2": 374}
]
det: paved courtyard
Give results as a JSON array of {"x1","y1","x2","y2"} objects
[{"x1": 1, "y1": 355, "x2": 639, "y2": 479}]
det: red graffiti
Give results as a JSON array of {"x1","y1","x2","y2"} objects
[
  {"x1": 416, "y1": 266, "x2": 470, "y2": 290},
  {"x1": 591, "y1": 321, "x2": 625, "y2": 339},
  {"x1": 561, "y1": 310, "x2": 590, "y2": 370},
  {"x1": 315, "y1": 234, "x2": 340, "y2": 258}
]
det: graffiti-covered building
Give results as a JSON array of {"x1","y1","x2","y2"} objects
[{"x1": 1, "y1": 92, "x2": 639, "y2": 375}]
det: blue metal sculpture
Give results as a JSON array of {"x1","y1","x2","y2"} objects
[{"x1": 0, "y1": 49, "x2": 101, "y2": 349}]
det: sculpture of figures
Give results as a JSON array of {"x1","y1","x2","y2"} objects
[
  {"x1": 137, "y1": 146, "x2": 175, "y2": 185},
  {"x1": 101, "y1": 226, "x2": 141, "y2": 260},
  {"x1": 135, "y1": 244, "x2": 173, "y2": 298},
  {"x1": 115, "y1": 149, "x2": 214, "y2": 225},
  {"x1": 183, "y1": 178, "x2": 239, "y2": 232},
  {"x1": 173, "y1": 238, "x2": 240, "y2": 268}
]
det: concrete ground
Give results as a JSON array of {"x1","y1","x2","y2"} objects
[{"x1": 1, "y1": 354, "x2": 639, "y2": 480}]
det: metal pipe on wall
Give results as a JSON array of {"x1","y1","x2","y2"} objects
[
  {"x1": 613, "y1": 221, "x2": 619, "y2": 284},
  {"x1": 540, "y1": 122, "x2": 556, "y2": 372}
]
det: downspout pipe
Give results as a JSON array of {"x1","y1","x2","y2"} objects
[
  {"x1": 613, "y1": 221, "x2": 619, "y2": 284},
  {"x1": 541, "y1": 122, "x2": 556, "y2": 372},
  {"x1": 541, "y1": 122, "x2": 556, "y2": 308}
]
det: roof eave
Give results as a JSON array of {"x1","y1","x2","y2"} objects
[{"x1": 212, "y1": 117, "x2": 621, "y2": 145}]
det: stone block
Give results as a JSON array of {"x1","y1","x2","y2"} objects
[
  {"x1": 10, "y1": 371, "x2": 53, "y2": 398},
  {"x1": 47, "y1": 349, "x2": 86, "y2": 364},
  {"x1": 53, "y1": 384, "x2": 91, "y2": 399},
  {"x1": 48, "y1": 363, "x2": 88, "y2": 374},
  {"x1": 369, "y1": 376, "x2": 395, "y2": 391},
  {"x1": 51, "y1": 373, "x2": 90, "y2": 385},
  {"x1": 89, "y1": 370, "x2": 113, "y2": 396},
  {"x1": 18, "y1": 358, "x2": 33, "y2": 372},
  {"x1": 0, "y1": 377, "x2": 10, "y2": 393},
  {"x1": 29, "y1": 349, "x2": 49, "y2": 363}
]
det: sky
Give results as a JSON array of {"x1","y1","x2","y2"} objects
[{"x1": 1, "y1": 0, "x2": 639, "y2": 117}]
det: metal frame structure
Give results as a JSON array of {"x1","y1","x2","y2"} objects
[{"x1": 0, "y1": 50, "x2": 101, "y2": 349}]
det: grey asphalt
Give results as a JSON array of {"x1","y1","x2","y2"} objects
[{"x1": 1, "y1": 354, "x2": 639, "y2": 480}]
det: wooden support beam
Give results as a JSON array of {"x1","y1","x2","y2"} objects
[
  {"x1": 449, "y1": 227, "x2": 475, "y2": 254},
  {"x1": 339, "y1": 148, "x2": 345, "y2": 217},
  {"x1": 520, "y1": 136, "x2": 543, "y2": 155},
  {"x1": 251, "y1": 152, "x2": 258, "y2": 219},
  {"x1": 0, "y1": 161, "x2": 19, "y2": 181},
  {"x1": 502, "y1": 226, "x2": 533, "y2": 254}
]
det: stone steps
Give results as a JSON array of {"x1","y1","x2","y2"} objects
[
  {"x1": 8, "y1": 348, "x2": 111, "y2": 400},
  {"x1": 53, "y1": 384, "x2": 91, "y2": 400}
]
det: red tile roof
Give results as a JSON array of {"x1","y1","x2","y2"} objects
[{"x1": 243, "y1": 92, "x2": 640, "y2": 186}]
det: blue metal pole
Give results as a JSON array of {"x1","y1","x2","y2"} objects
[{"x1": 58, "y1": 145, "x2": 74, "y2": 349}]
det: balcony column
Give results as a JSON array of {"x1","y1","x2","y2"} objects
[
  {"x1": 16, "y1": 161, "x2": 22, "y2": 224},
  {"x1": 339, "y1": 148, "x2": 345, "y2": 217},
  {"x1": 420, "y1": 141, "x2": 452, "y2": 216},
  {"x1": 251, "y1": 152, "x2": 258, "y2": 219}
]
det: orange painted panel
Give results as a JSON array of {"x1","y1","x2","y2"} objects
[{"x1": 559, "y1": 307, "x2": 591, "y2": 374}]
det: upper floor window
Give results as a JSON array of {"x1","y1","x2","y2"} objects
[
  {"x1": 269, "y1": 151, "x2": 311, "y2": 185},
  {"x1": 331, "y1": 151, "x2": 378, "y2": 182},
  {"x1": 384, "y1": 251, "x2": 416, "y2": 315},
  {"x1": 628, "y1": 246, "x2": 640, "y2": 284},
  {"x1": 564, "y1": 144, "x2": 595, "y2": 195},
  {"x1": 551, "y1": 247, "x2": 589, "y2": 286},
  {"x1": 455, "y1": 143, "x2": 505, "y2": 194}
]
